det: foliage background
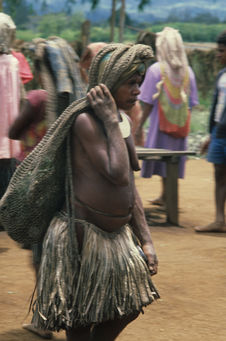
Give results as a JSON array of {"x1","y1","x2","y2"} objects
[
  {"x1": 15, "y1": 21, "x2": 226, "y2": 43},
  {"x1": 1, "y1": 0, "x2": 223, "y2": 145}
]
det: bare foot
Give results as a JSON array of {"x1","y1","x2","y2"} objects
[
  {"x1": 148, "y1": 197, "x2": 165, "y2": 206},
  {"x1": 195, "y1": 221, "x2": 226, "y2": 233},
  {"x1": 22, "y1": 324, "x2": 53, "y2": 339}
]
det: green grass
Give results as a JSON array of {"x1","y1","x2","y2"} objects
[
  {"x1": 190, "y1": 92, "x2": 211, "y2": 134},
  {"x1": 190, "y1": 107, "x2": 209, "y2": 134}
]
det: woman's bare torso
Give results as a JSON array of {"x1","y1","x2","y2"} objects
[{"x1": 70, "y1": 114, "x2": 136, "y2": 232}]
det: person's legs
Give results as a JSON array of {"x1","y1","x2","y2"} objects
[
  {"x1": 149, "y1": 177, "x2": 166, "y2": 205},
  {"x1": 91, "y1": 312, "x2": 139, "y2": 341},
  {"x1": 195, "y1": 128, "x2": 226, "y2": 232},
  {"x1": 23, "y1": 242, "x2": 53, "y2": 339},
  {"x1": 195, "y1": 164, "x2": 226, "y2": 232},
  {"x1": 22, "y1": 324, "x2": 53, "y2": 339},
  {"x1": 215, "y1": 164, "x2": 226, "y2": 224},
  {"x1": 66, "y1": 326, "x2": 91, "y2": 341}
]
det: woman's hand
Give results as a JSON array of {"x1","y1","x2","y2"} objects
[
  {"x1": 87, "y1": 84, "x2": 118, "y2": 123},
  {"x1": 142, "y1": 242, "x2": 158, "y2": 276},
  {"x1": 200, "y1": 136, "x2": 211, "y2": 155}
]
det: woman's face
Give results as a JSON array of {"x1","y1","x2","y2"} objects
[{"x1": 113, "y1": 73, "x2": 142, "y2": 111}]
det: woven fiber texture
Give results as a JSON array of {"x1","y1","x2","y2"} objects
[
  {"x1": 0, "y1": 43, "x2": 153, "y2": 245},
  {"x1": 32, "y1": 213, "x2": 159, "y2": 331}
]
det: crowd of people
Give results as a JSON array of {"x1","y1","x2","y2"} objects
[{"x1": 0, "y1": 11, "x2": 225, "y2": 341}]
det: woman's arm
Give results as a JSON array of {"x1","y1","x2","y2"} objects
[
  {"x1": 135, "y1": 101, "x2": 153, "y2": 142},
  {"x1": 9, "y1": 100, "x2": 34, "y2": 139},
  {"x1": 130, "y1": 186, "x2": 158, "y2": 276}
]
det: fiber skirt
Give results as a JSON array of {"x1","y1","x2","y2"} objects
[{"x1": 32, "y1": 212, "x2": 159, "y2": 331}]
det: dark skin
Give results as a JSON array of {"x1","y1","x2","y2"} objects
[
  {"x1": 195, "y1": 43, "x2": 226, "y2": 232},
  {"x1": 68, "y1": 73, "x2": 158, "y2": 341},
  {"x1": 9, "y1": 100, "x2": 45, "y2": 140}
]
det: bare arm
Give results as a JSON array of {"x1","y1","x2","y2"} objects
[
  {"x1": 200, "y1": 136, "x2": 211, "y2": 155},
  {"x1": 9, "y1": 100, "x2": 34, "y2": 140},
  {"x1": 74, "y1": 84, "x2": 130, "y2": 185},
  {"x1": 130, "y1": 187, "x2": 158, "y2": 276},
  {"x1": 135, "y1": 101, "x2": 153, "y2": 142}
]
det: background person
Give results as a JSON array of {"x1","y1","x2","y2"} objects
[
  {"x1": 79, "y1": 41, "x2": 108, "y2": 85},
  {"x1": 136, "y1": 27, "x2": 199, "y2": 205},
  {"x1": 30, "y1": 36, "x2": 86, "y2": 127},
  {"x1": 0, "y1": 13, "x2": 22, "y2": 205},
  {"x1": 8, "y1": 37, "x2": 86, "y2": 339},
  {"x1": 195, "y1": 30, "x2": 226, "y2": 233}
]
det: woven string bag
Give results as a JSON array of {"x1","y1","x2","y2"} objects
[{"x1": 0, "y1": 43, "x2": 153, "y2": 245}]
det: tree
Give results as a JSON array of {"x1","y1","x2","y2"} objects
[
  {"x1": 118, "y1": 0, "x2": 152, "y2": 42},
  {"x1": 41, "y1": 0, "x2": 48, "y2": 15},
  {"x1": 2, "y1": 0, "x2": 35, "y2": 27},
  {"x1": 65, "y1": 0, "x2": 77, "y2": 15},
  {"x1": 192, "y1": 12, "x2": 219, "y2": 24},
  {"x1": 110, "y1": 0, "x2": 116, "y2": 42},
  {"x1": 90, "y1": 0, "x2": 152, "y2": 42},
  {"x1": 38, "y1": 13, "x2": 68, "y2": 37},
  {"x1": 118, "y1": 0, "x2": 125, "y2": 42},
  {"x1": 138, "y1": 0, "x2": 151, "y2": 11}
]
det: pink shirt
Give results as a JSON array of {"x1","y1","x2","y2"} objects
[
  {"x1": 11, "y1": 50, "x2": 33, "y2": 84},
  {"x1": 0, "y1": 54, "x2": 21, "y2": 158}
]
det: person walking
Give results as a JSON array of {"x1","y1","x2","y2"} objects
[{"x1": 1, "y1": 43, "x2": 159, "y2": 341}]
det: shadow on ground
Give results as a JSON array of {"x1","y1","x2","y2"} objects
[
  {"x1": 0, "y1": 329, "x2": 65, "y2": 341},
  {"x1": 144, "y1": 207, "x2": 183, "y2": 227},
  {"x1": 0, "y1": 247, "x2": 9, "y2": 254}
]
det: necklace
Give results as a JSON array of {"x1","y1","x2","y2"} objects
[{"x1": 118, "y1": 111, "x2": 131, "y2": 139}]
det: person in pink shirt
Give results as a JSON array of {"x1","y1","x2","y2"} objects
[
  {"x1": 9, "y1": 89, "x2": 53, "y2": 340},
  {"x1": 11, "y1": 49, "x2": 33, "y2": 85},
  {"x1": 0, "y1": 13, "x2": 21, "y2": 202}
]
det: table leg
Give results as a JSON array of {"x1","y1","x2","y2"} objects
[{"x1": 165, "y1": 159, "x2": 179, "y2": 225}]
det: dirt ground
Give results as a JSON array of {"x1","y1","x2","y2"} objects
[{"x1": 0, "y1": 158, "x2": 226, "y2": 341}]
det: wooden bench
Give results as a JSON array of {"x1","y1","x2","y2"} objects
[{"x1": 136, "y1": 147, "x2": 196, "y2": 226}]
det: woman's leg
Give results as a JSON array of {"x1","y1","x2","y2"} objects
[
  {"x1": 66, "y1": 326, "x2": 91, "y2": 341},
  {"x1": 91, "y1": 312, "x2": 139, "y2": 341},
  {"x1": 149, "y1": 177, "x2": 165, "y2": 205}
]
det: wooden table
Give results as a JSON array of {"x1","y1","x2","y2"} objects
[{"x1": 136, "y1": 147, "x2": 196, "y2": 226}]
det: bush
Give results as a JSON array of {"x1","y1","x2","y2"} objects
[
  {"x1": 16, "y1": 30, "x2": 41, "y2": 41},
  {"x1": 90, "y1": 26, "x2": 110, "y2": 42},
  {"x1": 144, "y1": 23, "x2": 226, "y2": 43},
  {"x1": 60, "y1": 29, "x2": 80, "y2": 42},
  {"x1": 38, "y1": 13, "x2": 68, "y2": 37}
]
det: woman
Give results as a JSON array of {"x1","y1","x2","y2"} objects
[{"x1": 136, "y1": 27, "x2": 199, "y2": 205}]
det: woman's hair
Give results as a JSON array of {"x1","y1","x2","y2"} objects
[
  {"x1": 153, "y1": 27, "x2": 189, "y2": 102},
  {"x1": 217, "y1": 30, "x2": 226, "y2": 46}
]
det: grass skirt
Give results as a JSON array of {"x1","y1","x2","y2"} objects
[{"x1": 32, "y1": 212, "x2": 159, "y2": 331}]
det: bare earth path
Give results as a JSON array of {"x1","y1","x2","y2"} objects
[{"x1": 0, "y1": 159, "x2": 226, "y2": 341}]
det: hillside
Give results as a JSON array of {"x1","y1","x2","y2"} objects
[{"x1": 32, "y1": 0, "x2": 226, "y2": 23}]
